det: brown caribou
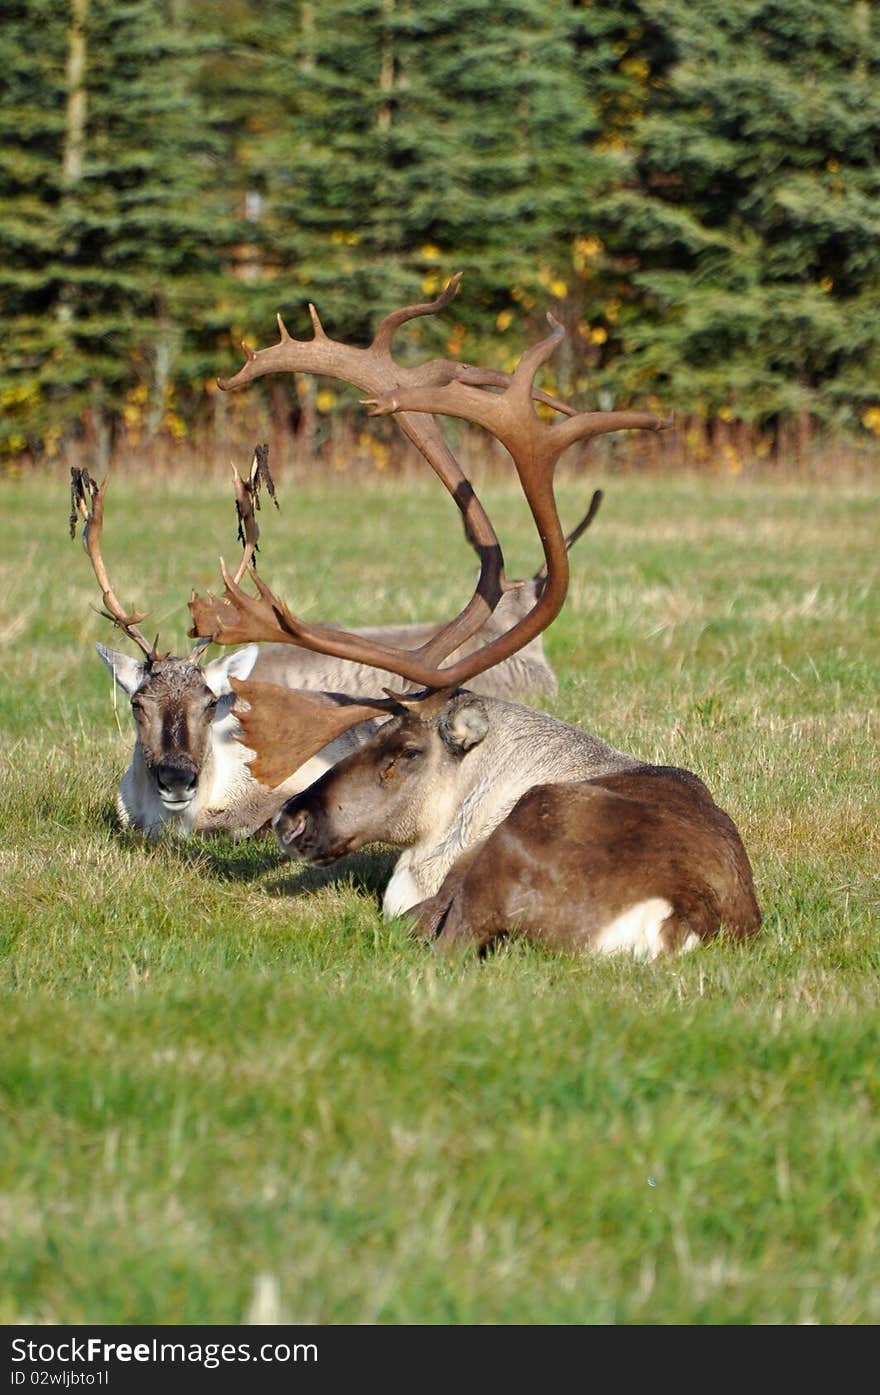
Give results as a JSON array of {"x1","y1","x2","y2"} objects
[{"x1": 190, "y1": 290, "x2": 761, "y2": 958}]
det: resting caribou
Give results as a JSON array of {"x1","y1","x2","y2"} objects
[
  {"x1": 190, "y1": 290, "x2": 761, "y2": 959},
  {"x1": 72, "y1": 282, "x2": 600, "y2": 838},
  {"x1": 71, "y1": 454, "x2": 371, "y2": 838}
]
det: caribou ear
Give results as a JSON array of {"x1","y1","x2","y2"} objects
[
  {"x1": 202, "y1": 643, "x2": 260, "y2": 697},
  {"x1": 438, "y1": 695, "x2": 490, "y2": 756},
  {"x1": 96, "y1": 643, "x2": 147, "y2": 696}
]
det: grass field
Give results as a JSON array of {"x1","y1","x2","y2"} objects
[{"x1": 1, "y1": 465, "x2": 878, "y2": 1324}]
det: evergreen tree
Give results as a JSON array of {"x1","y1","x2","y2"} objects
[
  {"x1": 4, "y1": 1, "x2": 880, "y2": 457},
  {"x1": 243, "y1": 1, "x2": 614, "y2": 397},
  {"x1": 58, "y1": 0, "x2": 230, "y2": 455},
  {"x1": 1, "y1": 0, "x2": 231, "y2": 459},
  {"x1": 0, "y1": 1, "x2": 69, "y2": 455},
  {"x1": 592, "y1": 0, "x2": 880, "y2": 431}
]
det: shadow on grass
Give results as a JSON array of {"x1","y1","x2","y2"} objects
[
  {"x1": 171, "y1": 832, "x2": 285, "y2": 883},
  {"x1": 264, "y1": 848, "x2": 399, "y2": 903},
  {"x1": 106, "y1": 816, "x2": 284, "y2": 884},
  {"x1": 104, "y1": 805, "x2": 397, "y2": 900}
]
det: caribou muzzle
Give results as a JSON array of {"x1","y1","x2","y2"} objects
[
  {"x1": 154, "y1": 759, "x2": 199, "y2": 810},
  {"x1": 272, "y1": 793, "x2": 355, "y2": 864}
]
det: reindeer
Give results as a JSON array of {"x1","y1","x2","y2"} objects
[
  {"x1": 73, "y1": 283, "x2": 600, "y2": 838},
  {"x1": 189, "y1": 286, "x2": 761, "y2": 958},
  {"x1": 70, "y1": 457, "x2": 372, "y2": 838}
]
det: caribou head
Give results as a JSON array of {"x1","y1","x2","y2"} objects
[
  {"x1": 273, "y1": 690, "x2": 496, "y2": 867},
  {"x1": 95, "y1": 642, "x2": 260, "y2": 823}
]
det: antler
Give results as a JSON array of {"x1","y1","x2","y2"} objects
[
  {"x1": 460, "y1": 486, "x2": 603, "y2": 578},
  {"x1": 227, "y1": 681, "x2": 391, "y2": 789},
  {"x1": 189, "y1": 300, "x2": 671, "y2": 786},
  {"x1": 69, "y1": 468, "x2": 157, "y2": 660},
  {"x1": 532, "y1": 487, "x2": 603, "y2": 585},
  {"x1": 193, "y1": 313, "x2": 669, "y2": 689},
  {"x1": 201, "y1": 275, "x2": 582, "y2": 661},
  {"x1": 230, "y1": 442, "x2": 279, "y2": 585}
]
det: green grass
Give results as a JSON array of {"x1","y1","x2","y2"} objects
[{"x1": 1, "y1": 467, "x2": 878, "y2": 1324}]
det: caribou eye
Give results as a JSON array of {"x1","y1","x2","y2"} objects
[{"x1": 379, "y1": 745, "x2": 423, "y2": 783}]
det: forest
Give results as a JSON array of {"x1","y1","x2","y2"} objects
[{"x1": 3, "y1": 0, "x2": 880, "y2": 468}]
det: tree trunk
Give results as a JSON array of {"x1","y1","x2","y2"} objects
[
  {"x1": 63, "y1": 0, "x2": 88, "y2": 187},
  {"x1": 59, "y1": 0, "x2": 88, "y2": 331},
  {"x1": 378, "y1": 0, "x2": 394, "y2": 131}
]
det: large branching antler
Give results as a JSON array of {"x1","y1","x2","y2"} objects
[
  {"x1": 69, "y1": 467, "x2": 157, "y2": 660},
  {"x1": 226, "y1": 681, "x2": 392, "y2": 788},
  {"x1": 193, "y1": 313, "x2": 669, "y2": 689},
  {"x1": 194, "y1": 275, "x2": 579, "y2": 663},
  {"x1": 189, "y1": 295, "x2": 671, "y2": 788}
]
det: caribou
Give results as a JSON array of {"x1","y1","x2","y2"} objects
[
  {"x1": 72, "y1": 281, "x2": 601, "y2": 838},
  {"x1": 71, "y1": 456, "x2": 371, "y2": 838},
  {"x1": 189, "y1": 284, "x2": 761, "y2": 959}
]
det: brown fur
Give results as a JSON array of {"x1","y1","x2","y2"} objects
[{"x1": 410, "y1": 766, "x2": 761, "y2": 957}]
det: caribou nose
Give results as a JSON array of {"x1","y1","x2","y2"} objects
[
  {"x1": 273, "y1": 807, "x2": 308, "y2": 850},
  {"x1": 155, "y1": 762, "x2": 197, "y2": 801}
]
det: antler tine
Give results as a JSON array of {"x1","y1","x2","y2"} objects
[
  {"x1": 369, "y1": 272, "x2": 464, "y2": 355},
  {"x1": 69, "y1": 467, "x2": 156, "y2": 660},
  {"x1": 532, "y1": 488, "x2": 603, "y2": 584}
]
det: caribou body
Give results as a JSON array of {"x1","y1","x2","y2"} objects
[
  {"x1": 408, "y1": 766, "x2": 760, "y2": 959},
  {"x1": 272, "y1": 692, "x2": 760, "y2": 957}
]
